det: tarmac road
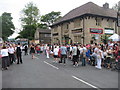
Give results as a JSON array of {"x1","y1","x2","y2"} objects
[{"x1": 2, "y1": 53, "x2": 118, "y2": 89}]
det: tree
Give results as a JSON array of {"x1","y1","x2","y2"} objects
[
  {"x1": 37, "y1": 23, "x2": 48, "y2": 29},
  {"x1": 1, "y1": 12, "x2": 15, "y2": 40},
  {"x1": 112, "y1": 1, "x2": 120, "y2": 11},
  {"x1": 21, "y1": 2, "x2": 40, "y2": 26},
  {"x1": 19, "y1": 2, "x2": 40, "y2": 40},
  {"x1": 41, "y1": 11, "x2": 62, "y2": 27},
  {"x1": 18, "y1": 25, "x2": 36, "y2": 40}
]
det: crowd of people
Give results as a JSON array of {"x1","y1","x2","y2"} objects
[
  {"x1": 29, "y1": 41, "x2": 120, "y2": 70},
  {"x1": 0, "y1": 41, "x2": 120, "y2": 71},
  {"x1": 0, "y1": 42, "x2": 24, "y2": 70}
]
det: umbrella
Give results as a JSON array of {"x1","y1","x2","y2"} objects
[{"x1": 108, "y1": 33, "x2": 120, "y2": 41}]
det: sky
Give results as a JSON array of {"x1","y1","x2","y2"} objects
[{"x1": 0, "y1": 0, "x2": 119, "y2": 38}]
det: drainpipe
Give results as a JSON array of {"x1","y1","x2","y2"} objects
[{"x1": 83, "y1": 17, "x2": 85, "y2": 45}]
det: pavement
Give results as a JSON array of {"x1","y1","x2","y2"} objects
[{"x1": 1, "y1": 52, "x2": 119, "y2": 89}]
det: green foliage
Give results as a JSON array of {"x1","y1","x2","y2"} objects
[
  {"x1": 41, "y1": 11, "x2": 61, "y2": 26},
  {"x1": 1, "y1": 12, "x2": 15, "y2": 40},
  {"x1": 37, "y1": 23, "x2": 48, "y2": 29},
  {"x1": 19, "y1": 25, "x2": 36, "y2": 40},
  {"x1": 19, "y1": 2, "x2": 62, "y2": 40},
  {"x1": 112, "y1": 1, "x2": 120, "y2": 11},
  {"x1": 19, "y1": 2, "x2": 40, "y2": 40},
  {"x1": 21, "y1": 2, "x2": 40, "y2": 26}
]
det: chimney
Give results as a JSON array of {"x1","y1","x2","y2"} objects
[{"x1": 103, "y1": 3, "x2": 109, "y2": 9}]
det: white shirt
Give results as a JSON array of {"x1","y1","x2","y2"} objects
[
  {"x1": 94, "y1": 47, "x2": 98, "y2": 53},
  {"x1": 79, "y1": 47, "x2": 83, "y2": 54},
  {"x1": 53, "y1": 48, "x2": 59, "y2": 55},
  {"x1": 70, "y1": 47, "x2": 73, "y2": 52},
  {"x1": 40, "y1": 46, "x2": 44, "y2": 51},
  {"x1": 15, "y1": 46, "x2": 22, "y2": 51},
  {"x1": 8, "y1": 47, "x2": 15, "y2": 54},
  {"x1": 72, "y1": 46, "x2": 77, "y2": 56},
  {"x1": 0, "y1": 49, "x2": 8, "y2": 57}
]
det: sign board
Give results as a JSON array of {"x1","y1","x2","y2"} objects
[
  {"x1": 72, "y1": 29, "x2": 82, "y2": 33},
  {"x1": 104, "y1": 28, "x2": 114, "y2": 34},
  {"x1": 90, "y1": 28, "x2": 103, "y2": 34}
]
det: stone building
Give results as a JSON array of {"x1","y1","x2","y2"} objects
[
  {"x1": 34, "y1": 28, "x2": 51, "y2": 44},
  {"x1": 51, "y1": 2, "x2": 118, "y2": 45}
]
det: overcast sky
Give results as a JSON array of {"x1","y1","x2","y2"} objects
[{"x1": 0, "y1": 0, "x2": 119, "y2": 38}]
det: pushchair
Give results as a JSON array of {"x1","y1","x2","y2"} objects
[
  {"x1": 90, "y1": 56, "x2": 96, "y2": 66},
  {"x1": 111, "y1": 56, "x2": 120, "y2": 71}
]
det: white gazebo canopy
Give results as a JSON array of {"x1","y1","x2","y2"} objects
[{"x1": 108, "y1": 33, "x2": 120, "y2": 41}]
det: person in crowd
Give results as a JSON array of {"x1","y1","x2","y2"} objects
[
  {"x1": 86, "y1": 46, "x2": 91, "y2": 64},
  {"x1": 40, "y1": 44, "x2": 44, "y2": 54},
  {"x1": 16, "y1": 43, "x2": 23, "y2": 64},
  {"x1": 35, "y1": 44, "x2": 40, "y2": 55},
  {"x1": 0, "y1": 45, "x2": 9, "y2": 70},
  {"x1": 93, "y1": 43, "x2": 99, "y2": 65},
  {"x1": 95, "y1": 46, "x2": 102, "y2": 69},
  {"x1": 53, "y1": 46, "x2": 59, "y2": 62},
  {"x1": 72, "y1": 44, "x2": 79, "y2": 67},
  {"x1": 59, "y1": 44, "x2": 67, "y2": 65},
  {"x1": 106, "y1": 47, "x2": 113, "y2": 69},
  {"x1": 24, "y1": 44, "x2": 28, "y2": 55},
  {"x1": 46, "y1": 44, "x2": 50, "y2": 58},
  {"x1": 44, "y1": 44, "x2": 47, "y2": 55},
  {"x1": 103, "y1": 49, "x2": 108, "y2": 67},
  {"x1": 68, "y1": 45, "x2": 73, "y2": 60},
  {"x1": 30, "y1": 44, "x2": 35, "y2": 59},
  {"x1": 8, "y1": 44, "x2": 15, "y2": 64},
  {"x1": 80, "y1": 45, "x2": 87, "y2": 66}
]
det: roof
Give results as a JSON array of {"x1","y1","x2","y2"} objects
[{"x1": 52, "y1": 2, "x2": 117, "y2": 26}]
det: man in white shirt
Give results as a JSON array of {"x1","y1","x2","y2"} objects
[{"x1": 72, "y1": 44, "x2": 79, "y2": 66}]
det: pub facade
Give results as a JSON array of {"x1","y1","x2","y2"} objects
[{"x1": 51, "y1": 2, "x2": 118, "y2": 45}]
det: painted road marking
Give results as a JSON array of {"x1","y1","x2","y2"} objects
[
  {"x1": 72, "y1": 76, "x2": 99, "y2": 89},
  {"x1": 34, "y1": 56, "x2": 39, "y2": 59},
  {"x1": 44, "y1": 61, "x2": 59, "y2": 70}
]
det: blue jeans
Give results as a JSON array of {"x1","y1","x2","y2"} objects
[{"x1": 82, "y1": 57, "x2": 86, "y2": 66}]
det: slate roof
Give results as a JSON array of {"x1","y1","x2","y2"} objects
[{"x1": 52, "y1": 2, "x2": 117, "y2": 26}]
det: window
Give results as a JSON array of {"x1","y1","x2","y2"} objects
[
  {"x1": 54, "y1": 27, "x2": 58, "y2": 32},
  {"x1": 74, "y1": 35, "x2": 81, "y2": 43},
  {"x1": 64, "y1": 23, "x2": 69, "y2": 30},
  {"x1": 96, "y1": 18, "x2": 101, "y2": 26},
  {"x1": 45, "y1": 34, "x2": 51, "y2": 37}
]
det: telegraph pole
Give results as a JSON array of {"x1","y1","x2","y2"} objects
[{"x1": 117, "y1": 1, "x2": 120, "y2": 35}]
